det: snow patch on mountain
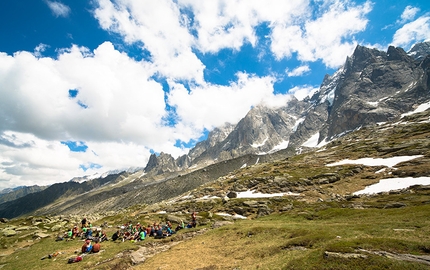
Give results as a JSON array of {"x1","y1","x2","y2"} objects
[
  {"x1": 401, "y1": 101, "x2": 430, "y2": 118},
  {"x1": 302, "y1": 133, "x2": 320, "y2": 148},
  {"x1": 272, "y1": 140, "x2": 289, "y2": 152}
]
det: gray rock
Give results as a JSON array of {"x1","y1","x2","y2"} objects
[
  {"x1": 212, "y1": 221, "x2": 234, "y2": 229},
  {"x1": 3, "y1": 229, "x2": 16, "y2": 237},
  {"x1": 242, "y1": 201, "x2": 259, "y2": 207},
  {"x1": 227, "y1": 191, "x2": 237, "y2": 198},
  {"x1": 0, "y1": 218, "x2": 8, "y2": 223},
  {"x1": 166, "y1": 215, "x2": 183, "y2": 224},
  {"x1": 384, "y1": 202, "x2": 407, "y2": 209},
  {"x1": 51, "y1": 224, "x2": 63, "y2": 231},
  {"x1": 324, "y1": 251, "x2": 367, "y2": 259},
  {"x1": 34, "y1": 232, "x2": 50, "y2": 239}
]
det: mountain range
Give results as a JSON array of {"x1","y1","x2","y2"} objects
[{"x1": 0, "y1": 41, "x2": 429, "y2": 219}]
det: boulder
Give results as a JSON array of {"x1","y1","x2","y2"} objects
[
  {"x1": 242, "y1": 201, "x2": 258, "y2": 207},
  {"x1": 212, "y1": 221, "x2": 234, "y2": 229},
  {"x1": 166, "y1": 215, "x2": 183, "y2": 224},
  {"x1": 227, "y1": 191, "x2": 237, "y2": 198},
  {"x1": 34, "y1": 232, "x2": 50, "y2": 239},
  {"x1": 51, "y1": 224, "x2": 63, "y2": 232},
  {"x1": 384, "y1": 202, "x2": 406, "y2": 209},
  {"x1": 15, "y1": 226, "x2": 31, "y2": 231},
  {"x1": 3, "y1": 229, "x2": 16, "y2": 237},
  {"x1": 0, "y1": 218, "x2": 8, "y2": 223}
]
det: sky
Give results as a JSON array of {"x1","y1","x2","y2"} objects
[{"x1": 0, "y1": 0, "x2": 429, "y2": 190}]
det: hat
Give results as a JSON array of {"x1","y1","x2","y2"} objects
[{"x1": 85, "y1": 239, "x2": 91, "y2": 244}]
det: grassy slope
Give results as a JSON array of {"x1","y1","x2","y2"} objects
[{"x1": 138, "y1": 201, "x2": 430, "y2": 270}]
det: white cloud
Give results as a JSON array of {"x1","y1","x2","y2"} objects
[
  {"x1": 0, "y1": 43, "x2": 175, "y2": 189},
  {"x1": 288, "y1": 85, "x2": 318, "y2": 101},
  {"x1": 93, "y1": 0, "x2": 372, "y2": 78},
  {"x1": 398, "y1": 5, "x2": 420, "y2": 24},
  {"x1": 286, "y1": 65, "x2": 310, "y2": 77},
  {"x1": 167, "y1": 72, "x2": 289, "y2": 130},
  {"x1": 45, "y1": 1, "x2": 71, "y2": 18},
  {"x1": 33, "y1": 43, "x2": 49, "y2": 58},
  {"x1": 94, "y1": 0, "x2": 205, "y2": 83},
  {"x1": 271, "y1": 0, "x2": 372, "y2": 68},
  {"x1": 0, "y1": 131, "x2": 149, "y2": 189},
  {"x1": 392, "y1": 15, "x2": 430, "y2": 49}
]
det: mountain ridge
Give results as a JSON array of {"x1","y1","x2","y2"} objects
[{"x1": 1, "y1": 41, "x2": 429, "y2": 219}]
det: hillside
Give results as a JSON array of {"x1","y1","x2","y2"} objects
[{"x1": 0, "y1": 107, "x2": 429, "y2": 269}]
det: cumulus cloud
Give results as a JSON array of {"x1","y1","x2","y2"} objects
[
  {"x1": 0, "y1": 131, "x2": 149, "y2": 188},
  {"x1": 271, "y1": 0, "x2": 372, "y2": 68},
  {"x1": 45, "y1": 0, "x2": 71, "y2": 18},
  {"x1": 94, "y1": 0, "x2": 205, "y2": 83},
  {"x1": 398, "y1": 5, "x2": 420, "y2": 24},
  {"x1": 288, "y1": 85, "x2": 319, "y2": 101},
  {"x1": 392, "y1": 15, "x2": 430, "y2": 49},
  {"x1": 167, "y1": 72, "x2": 290, "y2": 130},
  {"x1": 286, "y1": 65, "x2": 310, "y2": 77},
  {"x1": 93, "y1": 0, "x2": 373, "y2": 78}
]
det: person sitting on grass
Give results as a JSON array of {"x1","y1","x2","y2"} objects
[
  {"x1": 175, "y1": 220, "x2": 185, "y2": 231},
  {"x1": 100, "y1": 230, "x2": 108, "y2": 242},
  {"x1": 112, "y1": 230, "x2": 120, "y2": 241},
  {"x1": 81, "y1": 239, "x2": 92, "y2": 253},
  {"x1": 81, "y1": 226, "x2": 87, "y2": 239},
  {"x1": 138, "y1": 228, "x2": 146, "y2": 241},
  {"x1": 72, "y1": 226, "x2": 80, "y2": 239},
  {"x1": 91, "y1": 239, "x2": 101, "y2": 253},
  {"x1": 66, "y1": 228, "x2": 73, "y2": 240}
]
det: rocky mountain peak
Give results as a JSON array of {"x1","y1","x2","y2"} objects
[
  {"x1": 387, "y1": 45, "x2": 413, "y2": 63},
  {"x1": 408, "y1": 41, "x2": 430, "y2": 60},
  {"x1": 144, "y1": 152, "x2": 177, "y2": 175}
]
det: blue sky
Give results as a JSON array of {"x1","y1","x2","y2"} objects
[{"x1": 0, "y1": 0, "x2": 429, "y2": 189}]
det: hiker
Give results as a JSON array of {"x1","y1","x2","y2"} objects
[
  {"x1": 175, "y1": 220, "x2": 185, "y2": 231},
  {"x1": 154, "y1": 226, "x2": 165, "y2": 239},
  {"x1": 138, "y1": 228, "x2": 146, "y2": 241},
  {"x1": 191, "y1": 211, "x2": 197, "y2": 228},
  {"x1": 81, "y1": 226, "x2": 87, "y2": 239},
  {"x1": 100, "y1": 230, "x2": 108, "y2": 242},
  {"x1": 72, "y1": 226, "x2": 79, "y2": 239},
  {"x1": 81, "y1": 239, "x2": 92, "y2": 253},
  {"x1": 66, "y1": 228, "x2": 73, "y2": 239},
  {"x1": 85, "y1": 227, "x2": 93, "y2": 239},
  {"x1": 146, "y1": 224, "x2": 152, "y2": 236},
  {"x1": 112, "y1": 230, "x2": 120, "y2": 241},
  {"x1": 91, "y1": 239, "x2": 101, "y2": 253},
  {"x1": 81, "y1": 218, "x2": 87, "y2": 229}
]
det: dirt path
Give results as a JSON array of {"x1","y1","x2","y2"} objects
[{"x1": 128, "y1": 229, "x2": 209, "y2": 268}]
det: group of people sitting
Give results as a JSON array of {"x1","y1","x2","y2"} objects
[
  {"x1": 111, "y1": 213, "x2": 197, "y2": 242},
  {"x1": 111, "y1": 220, "x2": 176, "y2": 242},
  {"x1": 59, "y1": 220, "x2": 109, "y2": 243}
]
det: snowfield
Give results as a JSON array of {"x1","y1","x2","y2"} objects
[{"x1": 326, "y1": 155, "x2": 429, "y2": 195}]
